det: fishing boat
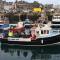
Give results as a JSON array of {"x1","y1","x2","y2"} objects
[
  {"x1": 2, "y1": 14, "x2": 60, "y2": 45},
  {"x1": 34, "y1": 14, "x2": 60, "y2": 44},
  {"x1": 0, "y1": 16, "x2": 9, "y2": 39}
]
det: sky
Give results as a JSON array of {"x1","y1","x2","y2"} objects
[{"x1": 5, "y1": 0, "x2": 60, "y2": 5}]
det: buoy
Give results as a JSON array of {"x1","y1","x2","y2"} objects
[{"x1": 8, "y1": 31, "x2": 13, "y2": 37}]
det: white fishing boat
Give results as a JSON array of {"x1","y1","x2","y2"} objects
[{"x1": 34, "y1": 14, "x2": 60, "y2": 44}]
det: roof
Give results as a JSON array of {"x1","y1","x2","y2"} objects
[{"x1": 41, "y1": 25, "x2": 51, "y2": 30}]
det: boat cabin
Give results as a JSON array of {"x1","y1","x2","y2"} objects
[
  {"x1": 23, "y1": 18, "x2": 32, "y2": 28},
  {"x1": 35, "y1": 24, "x2": 51, "y2": 37}
]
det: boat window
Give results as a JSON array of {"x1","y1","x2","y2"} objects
[
  {"x1": 47, "y1": 30, "x2": 49, "y2": 34},
  {"x1": 41, "y1": 30, "x2": 49, "y2": 34},
  {"x1": 52, "y1": 22, "x2": 60, "y2": 24},
  {"x1": 53, "y1": 30, "x2": 58, "y2": 32},
  {"x1": 24, "y1": 25, "x2": 32, "y2": 28},
  {"x1": 37, "y1": 31, "x2": 39, "y2": 34},
  {"x1": 44, "y1": 30, "x2": 46, "y2": 34},
  {"x1": 41, "y1": 30, "x2": 43, "y2": 34},
  {"x1": 53, "y1": 16, "x2": 60, "y2": 19},
  {"x1": 51, "y1": 25, "x2": 60, "y2": 28}
]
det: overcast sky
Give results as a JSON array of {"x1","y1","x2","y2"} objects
[{"x1": 5, "y1": 0, "x2": 60, "y2": 5}]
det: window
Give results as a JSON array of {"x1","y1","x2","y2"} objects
[
  {"x1": 47, "y1": 30, "x2": 49, "y2": 34},
  {"x1": 41, "y1": 30, "x2": 43, "y2": 34},
  {"x1": 44, "y1": 30, "x2": 46, "y2": 34},
  {"x1": 41, "y1": 30, "x2": 49, "y2": 34},
  {"x1": 53, "y1": 30, "x2": 58, "y2": 33},
  {"x1": 52, "y1": 22, "x2": 60, "y2": 24},
  {"x1": 37, "y1": 31, "x2": 39, "y2": 34}
]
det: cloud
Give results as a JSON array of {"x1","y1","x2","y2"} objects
[
  {"x1": 24, "y1": 0, "x2": 60, "y2": 5},
  {"x1": 6, "y1": 0, "x2": 60, "y2": 5}
]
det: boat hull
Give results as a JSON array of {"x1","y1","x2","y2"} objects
[{"x1": 1, "y1": 34, "x2": 60, "y2": 45}]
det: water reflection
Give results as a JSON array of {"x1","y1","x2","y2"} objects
[{"x1": 1, "y1": 43, "x2": 60, "y2": 60}]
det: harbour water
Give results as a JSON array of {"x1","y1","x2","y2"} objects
[{"x1": 0, "y1": 42, "x2": 60, "y2": 60}]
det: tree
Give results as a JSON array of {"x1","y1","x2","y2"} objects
[
  {"x1": 33, "y1": 1, "x2": 40, "y2": 5},
  {"x1": 46, "y1": 12, "x2": 53, "y2": 21},
  {"x1": 6, "y1": 13, "x2": 19, "y2": 23}
]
